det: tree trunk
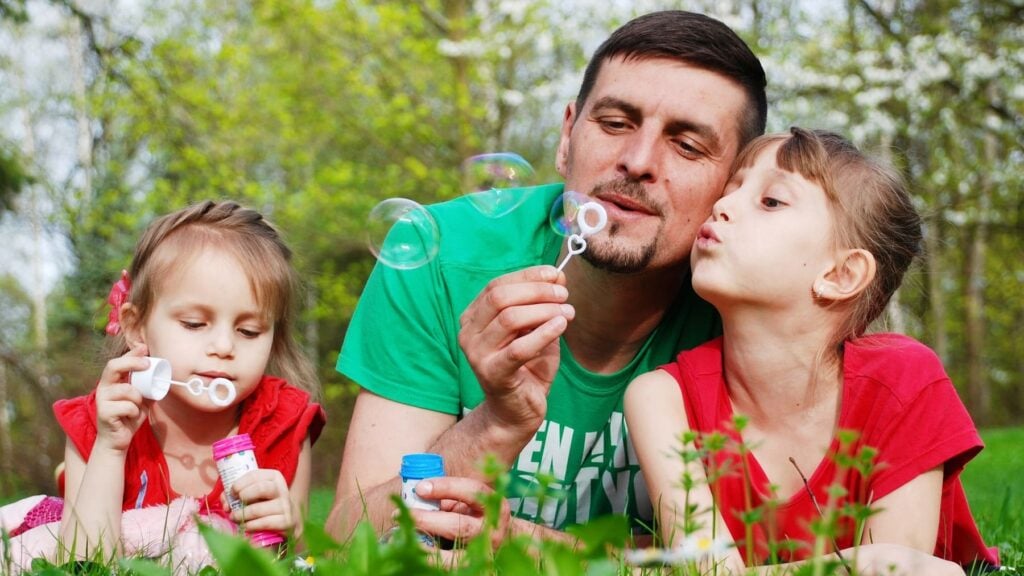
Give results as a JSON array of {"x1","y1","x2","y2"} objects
[
  {"x1": 0, "y1": 363, "x2": 11, "y2": 494},
  {"x1": 962, "y1": 124, "x2": 995, "y2": 426},
  {"x1": 924, "y1": 214, "x2": 948, "y2": 362}
]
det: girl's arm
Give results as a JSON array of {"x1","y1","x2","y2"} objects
[
  {"x1": 861, "y1": 465, "x2": 944, "y2": 551},
  {"x1": 60, "y1": 439, "x2": 126, "y2": 558},
  {"x1": 60, "y1": 351, "x2": 150, "y2": 558},
  {"x1": 624, "y1": 370, "x2": 746, "y2": 572}
]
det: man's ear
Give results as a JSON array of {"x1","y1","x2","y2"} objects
[
  {"x1": 120, "y1": 303, "x2": 145, "y2": 347},
  {"x1": 814, "y1": 249, "x2": 876, "y2": 302},
  {"x1": 555, "y1": 102, "x2": 576, "y2": 177}
]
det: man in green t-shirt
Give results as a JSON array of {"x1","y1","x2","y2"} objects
[{"x1": 327, "y1": 10, "x2": 768, "y2": 546}]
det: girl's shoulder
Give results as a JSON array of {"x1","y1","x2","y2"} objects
[{"x1": 843, "y1": 333, "x2": 950, "y2": 402}]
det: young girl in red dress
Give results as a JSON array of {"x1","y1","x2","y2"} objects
[
  {"x1": 4, "y1": 201, "x2": 324, "y2": 572},
  {"x1": 625, "y1": 128, "x2": 997, "y2": 575}
]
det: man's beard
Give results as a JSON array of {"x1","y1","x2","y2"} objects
[{"x1": 579, "y1": 179, "x2": 662, "y2": 274}]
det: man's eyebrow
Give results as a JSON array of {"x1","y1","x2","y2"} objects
[{"x1": 589, "y1": 96, "x2": 642, "y2": 122}]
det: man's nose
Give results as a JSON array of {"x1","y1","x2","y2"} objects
[{"x1": 616, "y1": 127, "x2": 659, "y2": 183}]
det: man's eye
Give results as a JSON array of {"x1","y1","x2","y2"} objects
[
  {"x1": 599, "y1": 119, "x2": 629, "y2": 132},
  {"x1": 673, "y1": 139, "x2": 706, "y2": 160}
]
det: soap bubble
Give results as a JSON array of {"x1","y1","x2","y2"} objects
[
  {"x1": 461, "y1": 152, "x2": 536, "y2": 217},
  {"x1": 366, "y1": 198, "x2": 440, "y2": 270},
  {"x1": 548, "y1": 190, "x2": 591, "y2": 237}
]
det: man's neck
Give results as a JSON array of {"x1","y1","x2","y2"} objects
[{"x1": 561, "y1": 260, "x2": 687, "y2": 373}]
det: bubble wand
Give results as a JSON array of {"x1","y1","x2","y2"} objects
[
  {"x1": 555, "y1": 201, "x2": 608, "y2": 272},
  {"x1": 130, "y1": 357, "x2": 237, "y2": 407}
]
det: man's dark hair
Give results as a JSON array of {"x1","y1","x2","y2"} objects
[{"x1": 576, "y1": 10, "x2": 768, "y2": 146}]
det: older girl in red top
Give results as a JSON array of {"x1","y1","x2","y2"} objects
[
  {"x1": 54, "y1": 200, "x2": 324, "y2": 560},
  {"x1": 625, "y1": 128, "x2": 997, "y2": 575}
]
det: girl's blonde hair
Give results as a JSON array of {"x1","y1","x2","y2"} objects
[
  {"x1": 108, "y1": 200, "x2": 319, "y2": 398},
  {"x1": 732, "y1": 127, "x2": 923, "y2": 351}
]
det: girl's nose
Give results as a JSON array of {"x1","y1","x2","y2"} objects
[{"x1": 207, "y1": 326, "x2": 234, "y2": 357}]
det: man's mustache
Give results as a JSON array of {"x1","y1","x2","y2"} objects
[{"x1": 591, "y1": 178, "x2": 663, "y2": 216}]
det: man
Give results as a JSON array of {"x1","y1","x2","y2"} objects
[{"x1": 327, "y1": 10, "x2": 768, "y2": 544}]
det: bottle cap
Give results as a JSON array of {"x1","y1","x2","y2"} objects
[
  {"x1": 248, "y1": 530, "x2": 285, "y2": 548},
  {"x1": 400, "y1": 453, "x2": 444, "y2": 480},
  {"x1": 212, "y1": 433, "x2": 255, "y2": 461}
]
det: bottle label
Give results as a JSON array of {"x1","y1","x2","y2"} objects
[
  {"x1": 400, "y1": 477, "x2": 440, "y2": 511},
  {"x1": 216, "y1": 448, "x2": 258, "y2": 511}
]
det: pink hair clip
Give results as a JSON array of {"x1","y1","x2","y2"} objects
[{"x1": 105, "y1": 269, "x2": 132, "y2": 336}]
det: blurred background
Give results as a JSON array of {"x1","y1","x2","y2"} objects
[{"x1": 0, "y1": 0, "x2": 1021, "y2": 498}]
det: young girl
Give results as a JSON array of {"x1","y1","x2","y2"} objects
[
  {"x1": 625, "y1": 128, "x2": 998, "y2": 574},
  {"x1": 9, "y1": 200, "x2": 324, "y2": 569}
]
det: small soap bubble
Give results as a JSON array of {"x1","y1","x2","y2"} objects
[
  {"x1": 366, "y1": 198, "x2": 440, "y2": 270},
  {"x1": 461, "y1": 152, "x2": 536, "y2": 218},
  {"x1": 548, "y1": 190, "x2": 591, "y2": 237}
]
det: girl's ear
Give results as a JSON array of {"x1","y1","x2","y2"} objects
[
  {"x1": 815, "y1": 249, "x2": 876, "y2": 302},
  {"x1": 119, "y1": 303, "x2": 146, "y2": 347}
]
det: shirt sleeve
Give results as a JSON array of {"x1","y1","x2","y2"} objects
[
  {"x1": 336, "y1": 248, "x2": 463, "y2": 415},
  {"x1": 867, "y1": 373, "x2": 983, "y2": 501}
]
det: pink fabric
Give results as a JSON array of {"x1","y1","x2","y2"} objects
[
  {"x1": 9, "y1": 496, "x2": 63, "y2": 537},
  {"x1": 662, "y1": 334, "x2": 998, "y2": 568},
  {"x1": 1, "y1": 496, "x2": 235, "y2": 575}
]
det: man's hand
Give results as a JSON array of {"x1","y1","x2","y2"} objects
[
  {"x1": 458, "y1": 265, "x2": 574, "y2": 435},
  {"x1": 408, "y1": 476, "x2": 511, "y2": 551},
  {"x1": 409, "y1": 475, "x2": 577, "y2": 567}
]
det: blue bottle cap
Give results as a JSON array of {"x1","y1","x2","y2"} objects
[{"x1": 400, "y1": 453, "x2": 445, "y2": 480}]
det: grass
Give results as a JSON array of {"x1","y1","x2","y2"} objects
[
  {"x1": 306, "y1": 426, "x2": 1024, "y2": 566},
  {"x1": 960, "y1": 426, "x2": 1024, "y2": 568}
]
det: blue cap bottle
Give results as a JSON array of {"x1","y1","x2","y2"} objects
[{"x1": 399, "y1": 453, "x2": 444, "y2": 546}]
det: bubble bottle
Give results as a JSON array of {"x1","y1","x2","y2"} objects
[
  {"x1": 399, "y1": 453, "x2": 445, "y2": 546},
  {"x1": 212, "y1": 433, "x2": 285, "y2": 549}
]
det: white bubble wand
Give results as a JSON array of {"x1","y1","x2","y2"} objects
[
  {"x1": 555, "y1": 201, "x2": 608, "y2": 272},
  {"x1": 130, "y1": 357, "x2": 237, "y2": 407}
]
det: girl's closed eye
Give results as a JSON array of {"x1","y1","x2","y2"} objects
[
  {"x1": 238, "y1": 327, "x2": 263, "y2": 338},
  {"x1": 180, "y1": 320, "x2": 205, "y2": 330}
]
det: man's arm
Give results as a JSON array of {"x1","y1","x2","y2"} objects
[
  {"x1": 328, "y1": 266, "x2": 574, "y2": 541},
  {"x1": 326, "y1": 387, "x2": 555, "y2": 541}
]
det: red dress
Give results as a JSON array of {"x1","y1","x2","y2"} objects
[
  {"x1": 53, "y1": 375, "x2": 325, "y2": 516},
  {"x1": 661, "y1": 334, "x2": 998, "y2": 568}
]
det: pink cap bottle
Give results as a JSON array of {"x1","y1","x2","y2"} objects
[{"x1": 212, "y1": 433, "x2": 285, "y2": 548}]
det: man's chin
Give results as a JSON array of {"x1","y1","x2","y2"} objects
[{"x1": 581, "y1": 242, "x2": 655, "y2": 274}]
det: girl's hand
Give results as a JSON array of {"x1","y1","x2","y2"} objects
[
  {"x1": 226, "y1": 468, "x2": 295, "y2": 534},
  {"x1": 94, "y1": 345, "x2": 151, "y2": 453}
]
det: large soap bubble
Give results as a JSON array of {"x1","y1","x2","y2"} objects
[
  {"x1": 461, "y1": 152, "x2": 536, "y2": 218},
  {"x1": 366, "y1": 198, "x2": 440, "y2": 270}
]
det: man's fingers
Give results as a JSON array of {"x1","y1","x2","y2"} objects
[
  {"x1": 460, "y1": 270, "x2": 568, "y2": 331},
  {"x1": 414, "y1": 476, "x2": 490, "y2": 503},
  {"x1": 410, "y1": 509, "x2": 486, "y2": 542}
]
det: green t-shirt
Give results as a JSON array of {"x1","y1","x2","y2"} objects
[{"x1": 338, "y1": 183, "x2": 720, "y2": 530}]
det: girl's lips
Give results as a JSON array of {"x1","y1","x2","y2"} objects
[
  {"x1": 694, "y1": 224, "x2": 721, "y2": 250},
  {"x1": 197, "y1": 372, "x2": 232, "y2": 381}
]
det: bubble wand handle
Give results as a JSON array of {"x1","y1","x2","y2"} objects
[{"x1": 555, "y1": 234, "x2": 587, "y2": 272}]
